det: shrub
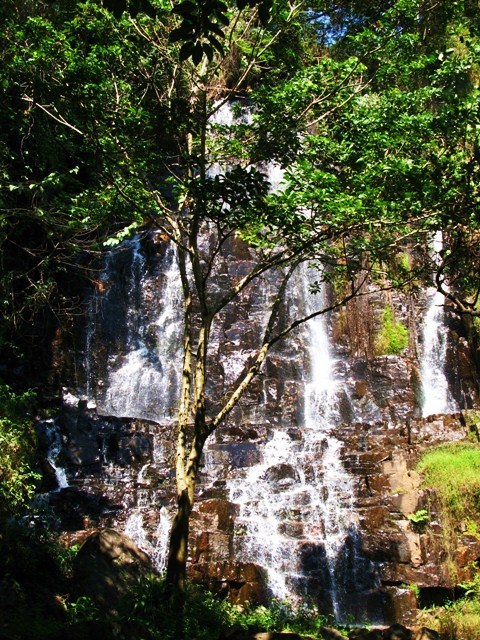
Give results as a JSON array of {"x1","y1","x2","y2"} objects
[
  {"x1": 374, "y1": 305, "x2": 409, "y2": 355},
  {"x1": 124, "y1": 577, "x2": 335, "y2": 640},
  {"x1": 125, "y1": 576, "x2": 237, "y2": 640},
  {"x1": 0, "y1": 384, "x2": 39, "y2": 523}
]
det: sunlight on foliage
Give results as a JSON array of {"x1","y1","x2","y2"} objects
[
  {"x1": 417, "y1": 442, "x2": 480, "y2": 527},
  {"x1": 0, "y1": 385, "x2": 39, "y2": 523},
  {"x1": 374, "y1": 305, "x2": 409, "y2": 355}
]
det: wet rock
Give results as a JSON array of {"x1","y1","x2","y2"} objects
[
  {"x1": 383, "y1": 587, "x2": 418, "y2": 627},
  {"x1": 42, "y1": 233, "x2": 480, "y2": 624},
  {"x1": 261, "y1": 463, "x2": 300, "y2": 485},
  {"x1": 190, "y1": 561, "x2": 268, "y2": 605},
  {"x1": 456, "y1": 534, "x2": 480, "y2": 580}
]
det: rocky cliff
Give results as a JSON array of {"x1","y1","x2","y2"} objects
[{"x1": 36, "y1": 231, "x2": 480, "y2": 626}]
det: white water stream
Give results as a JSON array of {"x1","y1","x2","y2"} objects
[
  {"x1": 420, "y1": 232, "x2": 456, "y2": 417},
  {"x1": 227, "y1": 266, "x2": 363, "y2": 621},
  {"x1": 88, "y1": 237, "x2": 183, "y2": 423}
]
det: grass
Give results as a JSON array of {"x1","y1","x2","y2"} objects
[
  {"x1": 415, "y1": 442, "x2": 480, "y2": 639},
  {"x1": 417, "y1": 442, "x2": 480, "y2": 526},
  {"x1": 421, "y1": 595, "x2": 480, "y2": 640}
]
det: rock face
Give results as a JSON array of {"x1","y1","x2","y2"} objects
[{"x1": 37, "y1": 232, "x2": 480, "y2": 626}]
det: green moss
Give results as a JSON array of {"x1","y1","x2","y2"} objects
[{"x1": 374, "y1": 304, "x2": 409, "y2": 355}]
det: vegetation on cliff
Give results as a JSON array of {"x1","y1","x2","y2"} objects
[{"x1": 416, "y1": 441, "x2": 480, "y2": 639}]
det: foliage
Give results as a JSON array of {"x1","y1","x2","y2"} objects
[
  {"x1": 374, "y1": 305, "x2": 409, "y2": 356},
  {"x1": 124, "y1": 575, "x2": 334, "y2": 639},
  {"x1": 417, "y1": 442, "x2": 480, "y2": 529},
  {"x1": 407, "y1": 508, "x2": 430, "y2": 532},
  {"x1": 125, "y1": 576, "x2": 237, "y2": 640},
  {"x1": 0, "y1": 0, "x2": 172, "y2": 364},
  {"x1": 421, "y1": 593, "x2": 480, "y2": 640},
  {"x1": 66, "y1": 595, "x2": 100, "y2": 624},
  {"x1": 0, "y1": 384, "x2": 39, "y2": 523},
  {"x1": 236, "y1": 598, "x2": 333, "y2": 635},
  {"x1": 2, "y1": 0, "x2": 480, "y2": 609}
]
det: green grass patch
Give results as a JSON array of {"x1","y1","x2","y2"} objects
[
  {"x1": 414, "y1": 444, "x2": 480, "y2": 640},
  {"x1": 417, "y1": 442, "x2": 480, "y2": 527}
]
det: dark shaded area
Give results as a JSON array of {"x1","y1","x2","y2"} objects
[
  {"x1": 102, "y1": 0, "x2": 156, "y2": 18},
  {"x1": 0, "y1": 522, "x2": 70, "y2": 638},
  {"x1": 298, "y1": 525, "x2": 386, "y2": 625},
  {"x1": 0, "y1": 523, "x2": 157, "y2": 640},
  {"x1": 418, "y1": 586, "x2": 461, "y2": 610},
  {"x1": 49, "y1": 487, "x2": 122, "y2": 531}
]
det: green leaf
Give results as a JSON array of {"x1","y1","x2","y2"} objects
[
  {"x1": 207, "y1": 33, "x2": 224, "y2": 54},
  {"x1": 169, "y1": 25, "x2": 193, "y2": 43}
]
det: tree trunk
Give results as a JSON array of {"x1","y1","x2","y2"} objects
[{"x1": 165, "y1": 486, "x2": 192, "y2": 610}]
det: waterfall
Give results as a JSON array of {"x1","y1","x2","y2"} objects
[
  {"x1": 301, "y1": 267, "x2": 359, "y2": 621},
  {"x1": 420, "y1": 232, "x2": 456, "y2": 417},
  {"x1": 37, "y1": 418, "x2": 69, "y2": 491},
  {"x1": 85, "y1": 236, "x2": 183, "y2": 423},
  {"x1": 125, "y1": 503, "x2": 172, "y2": 572},
  {"x1": 227, "y1": 265, "x2": 373, "y2": 622}
]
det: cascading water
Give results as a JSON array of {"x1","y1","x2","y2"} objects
[
  {"x1": 37, "y1": 418, "x2": 69, "y2": 491},
  {"x1": 79, "y1": 234, "x2": 184, "y2": 558},
  {"x1": 86, "y1": 236, "x2": 183, "y2": 423},
  {"x1": 226, "y1": 265, "x2": 376, "y2": 622},
  {"x1": 420, "y1": 232, "x2": 456, "y2": 417}
]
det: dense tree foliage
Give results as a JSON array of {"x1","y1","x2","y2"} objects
[
  {"x1": 1, "y1": 0, "x2": 479, "y2": 614},
  {"x1": 0, "y1": 385, "x2": 38, "y2": 524}
]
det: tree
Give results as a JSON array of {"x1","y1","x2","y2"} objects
[
  {"x1": 0, "y1": 0, "x2": 174, "y2": 372},
  {"x1": 104, "y1": 0, "x2": 480, "y2": 605},
  {"x1": 0, "y1": 1, "x2": 373, "y2": 607},
  {"x1": 106, "y1": 0, "x2": 417, "y2": 605},
  {"x1": 268, "y1": 0, "x2": 480, "y2": 315}
]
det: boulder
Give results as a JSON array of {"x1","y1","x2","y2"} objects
[
  {"x1": 72, "y1": 528, "x2": 154, "y2": 615},
  {"x1": 348, "y1": 629, "x2": 383, "y2": 640},
  {"x1": 413, "y1": 629, "x2": 439, "y2": 640},
  {"x1": 383, "y1": 624, "x2": 413, "y2": 640},
  {"x1": 319, "y1": 628, "x2": 346, "y2": 640},
  {"x1": 348, "y1": 629, "x2": 384, "y2": 640}
]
